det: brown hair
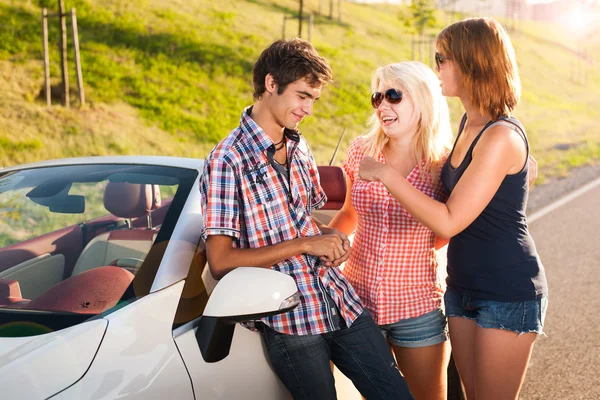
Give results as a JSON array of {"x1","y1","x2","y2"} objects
[
  {"x1": 436, "y1": 17, "x2": 521, "y2": 119},
  {"x1": 252, "y1": 39, "x2": 333, "y2": 100}
]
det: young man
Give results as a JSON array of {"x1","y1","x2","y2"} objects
[{"x1": 199, "y1": 39, "x2": 413, "y2": 400}]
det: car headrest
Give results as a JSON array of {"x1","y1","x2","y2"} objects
[
  {"x1": 317, "y1": 166, "x2": 347, "y2": 210},
  {"x1": 104, "y1": 182, "x2": 153, "y2": 219}
]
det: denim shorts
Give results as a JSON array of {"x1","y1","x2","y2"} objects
[
  {"x1": 379, "y1": 308, "x2": 449, "y2": 348},
  {"x1": 444, "y1": 286, "x2": 548, "y2": 335}
]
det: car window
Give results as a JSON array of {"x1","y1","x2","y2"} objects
[
  {"x1": 0, "y1": 164, "x2": 197, "y2": 337},
  {"x1": 0, "y1": 181, "x2": 108, "y2": 248}
]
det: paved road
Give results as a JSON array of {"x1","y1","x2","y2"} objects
[{"x1": 520, "y1": 183, "x2": 600, "y2": 399}]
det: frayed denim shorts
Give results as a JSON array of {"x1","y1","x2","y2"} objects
[
  {"x1": 379, "y1": 308, "x2": 449, "y2": 348},
  {"x1": 444, "y1": 285, "x2": 548, "y2": 335}
]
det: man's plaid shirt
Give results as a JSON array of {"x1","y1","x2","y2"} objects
[{"x1": 200, "y1": 107, "x2": 363, "y2": 335}]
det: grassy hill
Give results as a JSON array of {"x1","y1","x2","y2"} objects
[{"x1": 1, "y1": 0, "x2": 599, "y2": 182}]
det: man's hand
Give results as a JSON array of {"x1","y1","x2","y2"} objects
[
  {"x1": 528, "y1": 154, "x2": 538, "y2": 187},
  {"x1": 303, "y1": 232, "x2": 351, "y2": 268},
  {"x1": 318, "y1": 226, "x2": 352, "y2": 267}
]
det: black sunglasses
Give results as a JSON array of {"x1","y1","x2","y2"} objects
[
  {"x1": 435, "y1": 52, "x2": 453, "y2": 70},
  {"x1": 371, "y1": 88, "x2": 403, "y2": 109}
]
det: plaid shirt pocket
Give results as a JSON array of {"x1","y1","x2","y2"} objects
[{"x1": 243, "y1": 164, "x2": 289, "y2": 234}]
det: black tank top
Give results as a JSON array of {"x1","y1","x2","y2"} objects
[{"x1": 440, "y1": 115, "x2": 547, "y2": 301}]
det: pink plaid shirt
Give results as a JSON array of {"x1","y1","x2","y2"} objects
[
  {"x1": 342, "y1": 137, "x2": 447, "y2": 325},
  {"x1": 200, "y1": 108, "x2": 363, "y2": 335}
]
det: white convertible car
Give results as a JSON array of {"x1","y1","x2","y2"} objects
[{"x1": 0, "y1": 157, "x2": 349, "y2": 400}]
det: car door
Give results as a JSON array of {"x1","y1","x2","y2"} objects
[
  {"x1": 170, "y1": 166, "x2": 358, "y2": 399},
  {"x1": 172, "y1": 247, "x2": 290, "y2": 400}
]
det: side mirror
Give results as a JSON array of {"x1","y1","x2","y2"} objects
[{"x1": 195, "y1": 267, "x2": 299, "y2": 363}]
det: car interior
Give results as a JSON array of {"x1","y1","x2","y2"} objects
[
  {"x1": 0, "y1": 183, "x2": 168, "y2": 307},
  {"x1": 0, "y1": 165, "x2": 198, "y2": 335}
]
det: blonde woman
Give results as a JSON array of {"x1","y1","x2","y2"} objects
[
  {"x1": 329, "y1": 61, "x2": 453, "y2": 400},
  {"x1": 359, "y1": 18, "x2": 548, "y2": 400}
]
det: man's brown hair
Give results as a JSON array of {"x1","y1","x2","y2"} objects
[
  {"x1": 252, "y1": 39, "x2": 333, "y2": 100},
  {"x1": 436, "y1": 17, "x2": 521, "y2": 119}
]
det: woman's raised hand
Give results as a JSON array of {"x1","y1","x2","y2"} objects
[{"x1": 359, "y1": 156, "x2": 388, "y2": 182}]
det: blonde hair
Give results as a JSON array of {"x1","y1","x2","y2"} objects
[
  {"x1": 436, "y1": 17, "x2": 521, "y2": 119},
  {"x1": 361, "y1": 61, "x2": 452, "y2": 179}
]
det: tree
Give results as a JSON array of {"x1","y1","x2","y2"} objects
[
  {"x1": 400, "y1": 0, "x2": 437, "y2": 63},
  {"x1": 401, "y1": 0, "x2": 437, "y2": 37},
  {"x1": 299, "y1": 0, "x2": 303, "y2": 37}
]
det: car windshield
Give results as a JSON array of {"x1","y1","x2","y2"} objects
[{"x1": 0, "y1": 163, "x2": 197, "y2": 337}]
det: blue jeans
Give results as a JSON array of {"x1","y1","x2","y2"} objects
[
  {"x1": 259, "y1": 310, "x2": 414, "y2": 400},
  {"x1": 444, "y1": 285, "x2": 548, "y2": 334}
]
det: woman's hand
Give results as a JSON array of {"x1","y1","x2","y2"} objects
[{"x1": 359, "y1": 156, "x2": 389, "y2": 182}]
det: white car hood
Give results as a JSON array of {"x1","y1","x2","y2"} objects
[{"x1": 0, "y1": 319, "x2": 108, "y2": 400}]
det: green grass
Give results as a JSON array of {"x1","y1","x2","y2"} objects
[{"x1": 0, "y1": 0, "x2": 598, "y2": 181}]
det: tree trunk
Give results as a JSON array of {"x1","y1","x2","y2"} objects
[
  {"x1": 58, "y1": 0, "x2": 69, "y2": 107},
  {"x1": 299, "y1": 0, "x2": 303, "y2": 37}
]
